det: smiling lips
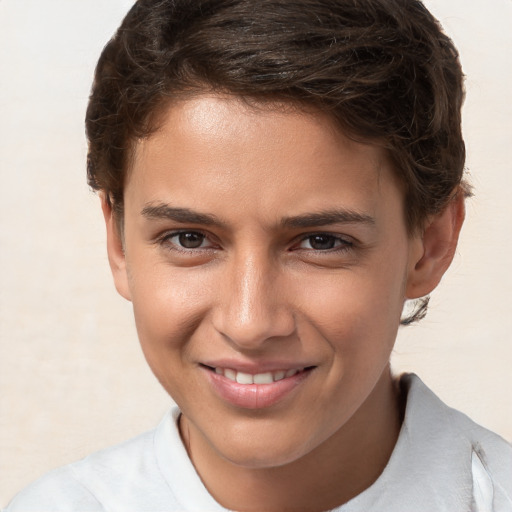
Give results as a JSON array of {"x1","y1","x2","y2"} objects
[
  {"x1": 204, "y1": 365, "x2": 313, "y2": 409},
  {"x1": 214, "y1": 367, "x2": 302, "y2": 384}
]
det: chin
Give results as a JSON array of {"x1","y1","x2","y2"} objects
[
  {"x1": 212, "y1": 423, "x2": 318, "y2": 470},
  {"x1": 223, "y1": 445, "x2": 306, "y2": 470}
]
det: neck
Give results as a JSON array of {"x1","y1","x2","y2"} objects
[{"x1": 180, "y1": 368, "x2": 403, "y2": 512}]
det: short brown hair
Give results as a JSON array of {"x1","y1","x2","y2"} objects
[{"x1": 86, "y1": 0, "x2": 468, "y2": 322}]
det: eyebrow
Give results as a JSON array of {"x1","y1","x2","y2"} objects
[
  {"x1": 141, "y1": 203, "x2": 225, "y2": 227},
  {"x1": 281, "y1": 209, "x2": 375, "y2": 228},
  {"x1": 141, "y1": 203, "x2": 375, "y2": 229}
]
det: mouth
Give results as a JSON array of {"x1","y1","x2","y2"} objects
[
  {"x1": 201, "y1": 364, "x2": 316, "y2": 409},
  {"x1": 205, "y1": 366, "x2": 308, "y2": 384}
]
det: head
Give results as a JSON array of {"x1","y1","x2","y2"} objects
[
  {"x1": 86, "y1": 0, "x2": 467, "y2": 323},
  {"x1": 86, "y1": 0, "x2": 467, "y2": 484},
  {"x1": 87, "y1": 0, "x2": 466, "y2": 222}
]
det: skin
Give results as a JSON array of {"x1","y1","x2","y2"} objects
[{"x1": 103, "y1": 94, "x2": 464, "y2": 511}]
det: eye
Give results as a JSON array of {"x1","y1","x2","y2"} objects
[
  {"x1": 165, "y1": 231, "x2": 209, "y2": 249},
  {"x1": 298, "y1": 234, "x2": 352, "y2": 251}
]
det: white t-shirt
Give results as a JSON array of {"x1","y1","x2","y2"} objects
[{"x1": 4, "y1": 374, "x2": 512, "y2": 511}]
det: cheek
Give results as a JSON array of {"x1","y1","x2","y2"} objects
[
  {"x1": 294, "y1": 260, "x2": 407, "y2": 354},
  {"x1": 299, "y1": 270, "x2": 405, "y2": 328},
  {"x1": 128, "y1": 262, "x2": 213, "y2": 352},
  {"x1": 127, "y1": 267, "x2": 214, "y2": 403}
]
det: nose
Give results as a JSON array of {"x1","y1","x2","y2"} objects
[{"x1": 212, "y1": 252, "x2": 296, "y2": 350}]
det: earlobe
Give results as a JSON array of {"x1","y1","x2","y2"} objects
[
  {"x1": 101, "y1": 194, "x2": 132, "y2": 301},
  {"x1": 405, "y1": 191, "x2": 465, "y2": 299}
]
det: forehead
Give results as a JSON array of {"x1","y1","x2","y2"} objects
[{"x1": 126, "y1": 94, "x2": 404, "y2": 227}]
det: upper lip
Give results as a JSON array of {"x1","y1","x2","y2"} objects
[{"x1": 201, "y1": 359, "x2": 315, "y2": 374}]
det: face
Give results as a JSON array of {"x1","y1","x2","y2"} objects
[{"x1": 108, "y1": 95, "x2": 427, "y2": 468}]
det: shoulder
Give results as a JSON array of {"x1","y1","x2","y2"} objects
[
  {"x1": 3, "y1": 415, "x2": 172, "y2": 512},
  {"x1": 4, "y1": 408, "x2": 227, "y2": 512},
  {"x1": 3, "y1": 464, "x2": 104, "y2": 512},
  {"x1": 342, "y1": 374, "x2": 512, "y2": 512},
  {"x1": 402, "y1": 373, "x2": 512, "y2": 462},
  {"x1": 402, "y1": 374, "x2": 512, "y2": 508}
]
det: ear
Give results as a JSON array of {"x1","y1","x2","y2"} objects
[
  {"x1": 405, "y1": 192, "x2": 465, "y2": 299},
  {"x1": 101, "y1": 194, "x2": 132, "y2": 301}
]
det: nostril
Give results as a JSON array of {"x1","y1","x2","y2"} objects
[{"x1": 211, "y1": 287, "x2": 296, "y2": 348}]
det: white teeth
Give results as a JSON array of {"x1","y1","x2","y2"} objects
[
  {"x1": 224, "y1": 368, "x2": 237, "y2": 382},
  {"x1": 214, "y1": 367, "x2": 303, "y2": 384},
  {"x1": 236, "y1": 372, "x2": 253, "y2": 384},
  {"x1": 253, "y1": 372, "x2": 274, "y2": 384}
]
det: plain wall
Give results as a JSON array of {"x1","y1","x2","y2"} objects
[{"x1": 1, "y1": 0, "x2": 511, "y2": 505}]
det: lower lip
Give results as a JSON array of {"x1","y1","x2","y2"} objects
[{"x1": 204, "y1": 368, "x2": 312, "y2": 410}]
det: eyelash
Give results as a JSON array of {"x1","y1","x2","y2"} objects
[
  {"x1": 157, "y1": 230, "x2": 354, "y2": 254},
  {"x1": 158, "y1": 230, "x2": 214, "y2": 252},
  {"x1": 295, "y1": 233, "x2": 353, "y2": 253}
]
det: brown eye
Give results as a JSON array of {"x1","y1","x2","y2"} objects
[
  {"x1": 297, "y1": 234, "x2": 352, "y2": 252},
  {"x1": 307, "y1": 235, "x2": 338, "y2": 250},
  {"x1": 177, "y1": 232, "x2": 206, "y2": 249}
]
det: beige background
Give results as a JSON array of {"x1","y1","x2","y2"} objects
[{"x1": 1, "y1": 0, "x2": 511, "y2": 506}]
